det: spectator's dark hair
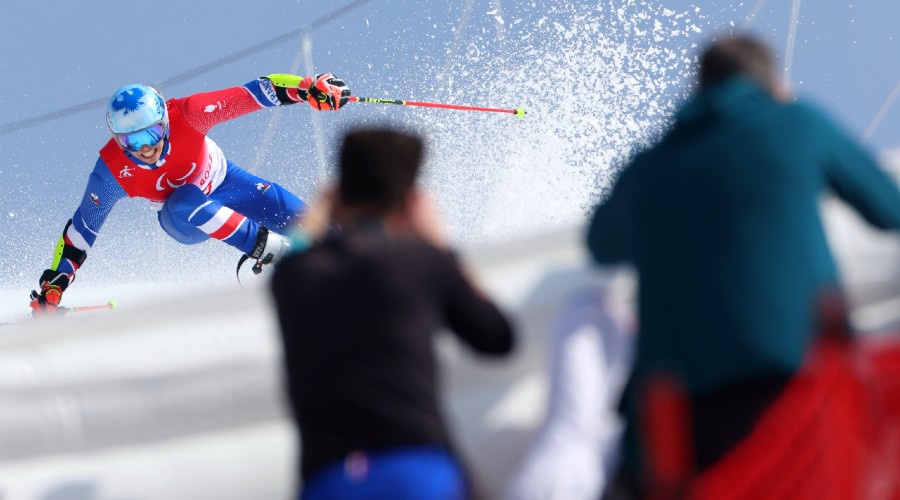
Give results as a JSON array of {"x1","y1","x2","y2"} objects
[
  {"x1": 699, "y1": 36, "x2": 776, "y2": 91},
  {"x1": 339, "y1": 128, "x2": 423, "y2": 211}
]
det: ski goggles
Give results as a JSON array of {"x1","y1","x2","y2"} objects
[{"x1": 114, "y1": 120, "x2": 168, "y2": 152}]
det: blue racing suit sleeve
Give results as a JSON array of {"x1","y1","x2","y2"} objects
[
  {"x1": 52, "y1": 157, "x2": 126, "y2": 275},
  {"x1": 243, "y1": 78, "x2": 282, "y2": 107},
  {"x1": 244, "y1": 75, "x2": 312, "y2": 107}
]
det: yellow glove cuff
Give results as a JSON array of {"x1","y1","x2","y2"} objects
[{"x1": 266, "y1": 74, "x2": 306, "y2": 89}]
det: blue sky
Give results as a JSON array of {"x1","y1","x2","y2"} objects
[
  {"x1": 2, "y1": 1, "x2": 895, "y2": 145},
  {"x1": 691, "y1": 0, "x2": 900, "y2": 147},
  {"x1": 0, "y1": 0, "x2": 897, "y2": 293}
]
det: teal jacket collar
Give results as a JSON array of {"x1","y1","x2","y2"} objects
[{"x1": 675, "y1": 77, "x2": 776, "y2": 128}]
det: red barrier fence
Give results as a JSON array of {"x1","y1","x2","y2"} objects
[{"x1": 642, "y1": 334, "x2": 900, "y2": 500}]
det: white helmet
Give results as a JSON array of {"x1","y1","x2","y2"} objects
[{"x1": 106, "y1": 84, "x2": 169, "y2": 151}]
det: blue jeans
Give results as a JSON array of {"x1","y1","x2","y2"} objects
[{"x1": 300, "y1": 445, "x2": 468, "y2": 500}]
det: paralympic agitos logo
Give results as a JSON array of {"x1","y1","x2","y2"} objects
[{"x1": 155, "y1": 163, "x2": 197, "y2": 191}]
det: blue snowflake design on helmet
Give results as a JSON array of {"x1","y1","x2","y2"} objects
[
  {"x1": 110, "y1": 86, "x2": 147, "y2": 115},
  {"x1": 107, "y1": 84, "x2": 167, "y2": 134}
]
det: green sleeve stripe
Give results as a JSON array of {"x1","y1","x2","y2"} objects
[
  {"x1": 266, "y1": 74, "x2": 303, "y2": 88},
  {"x1": 50, "y1": 234, "x2": 66, "y2": 271}
]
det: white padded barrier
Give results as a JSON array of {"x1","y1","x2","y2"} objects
[{"x1": 0, "y1": 200, "x2": 897, "y2": 499}]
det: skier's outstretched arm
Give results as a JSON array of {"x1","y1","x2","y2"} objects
[
  {"x1": 177, "y1": 74, "x2": 351, "y2": 135},
  {"x1": 30, "y1": 159, "x2": 125, "y2": 314}
]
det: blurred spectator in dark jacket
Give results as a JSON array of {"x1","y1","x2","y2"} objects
[
  {"x1": 271, "y1": 127, "x2": 514, "y2": 500},
  {"x1": 586, "y1": 34, "x2": 900, "y2": 493}
]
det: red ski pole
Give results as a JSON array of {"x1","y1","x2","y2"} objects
[
  {"x1": 58, "y1": 300, "x2": 118, "y2": 314},
  {"x1": 348, "y1": 96, "x2": 527, "y2": 118}
]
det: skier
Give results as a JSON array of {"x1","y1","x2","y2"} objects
[{"x1": 29, "y1": 73, "x2": 351, "y2": 314}]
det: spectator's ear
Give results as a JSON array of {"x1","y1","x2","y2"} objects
[
  {"x1": 772, "y1": 78, "x2": 794, "y2": 103},
  {"x1": 299, "y1": 186, "x2": 337, "y2": 240}
]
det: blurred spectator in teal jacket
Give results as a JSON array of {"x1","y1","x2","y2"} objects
[{"x1": 586, "y1": 34, "x2": 900, "y2": 490}]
